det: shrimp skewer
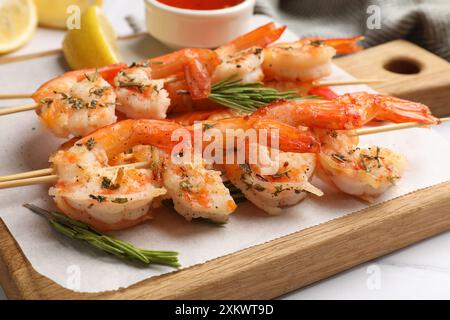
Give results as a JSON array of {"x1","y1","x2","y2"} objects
[
  {"x1": 169, "y1": 92, "x2": 438, "y2": 204},
  {"x1": 32, "y1": 58, "x2": 203, "y2": 138},
  {"x1": 49, "y1": 117, "x2": 315, "y2": 230},
  {"x1": 249, "y1": 93, "x2": 431, "y2": 201},
  {"x1": 30, "y1": 23, "x2": 287, "y2": 136}
]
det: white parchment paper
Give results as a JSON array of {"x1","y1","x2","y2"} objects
[{"x1": 1, "y1": 17, "x2": 450, "y2": 293}]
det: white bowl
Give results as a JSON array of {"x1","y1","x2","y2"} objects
[{"x1": 144, "y1": 0, "x2": 256, "y2": 49}]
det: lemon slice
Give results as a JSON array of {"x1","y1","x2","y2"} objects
[
  {"x1": 0, "y1": 0, "x2": 37, "y2": 54},
  {"x1": 34, "y1": 0, "x2": 103, "y2": 29},
  {"x1": 62, "y1": 5, "x2": 120, "y2": 70}
]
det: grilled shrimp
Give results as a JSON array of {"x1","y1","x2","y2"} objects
[
  {"x1": 251, "y1": 92, "x2": 438, "y2": 130},
  {"x1": 32, "y1": 48, "x2": 219, "y2": 136},
  {"x1": 212, "y1": 47, "x2": 265, "y2": 84},
  {"x1": 111, "y1": 145, "x2": 237, "y2": 224},
  {"x1": 212, "y1": 23, "x2": 286, "y2": 84},
  {"x1": 163, "y1": 156, "x2": 237, "y2": 223},
  {"x1": 223, "y1": 144, "x2": 321, "y2": 214},
  {"x1": 113, "y1": 64, "x2": 170, "y2": 119},
  {"x1": 33, "y1": 65, "x2": 124, "y2": 138},
  {"x1": 170, "y1": 93, "x2": 437, "y2": 204},
  {"x1": 49, "y1": 119, "x2": 182, "y2": 231},
  {"x1": 262, "y1": 36, "x2": 363, "y2": 82},
  {"x1": 315, "y1": 129, "x2": 407, "y2": 202}
]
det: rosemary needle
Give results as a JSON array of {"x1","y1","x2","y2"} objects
[
  {"x1": 209, "y1": 77, "x2": 317, "y2": 113},
  {"x1": 23, "y1": 204, "x2": 180, "y2": 268}
]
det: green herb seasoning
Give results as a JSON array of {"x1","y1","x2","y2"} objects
[
  {"x1": 89, "y1": 194, "x2": 107, "y2": 203},
  {"x1": 254, "y1": 184, "x2": 266, "y2": 192},
  {"x1": 101, "y1": 177, "x2": 120, "y2": 190},
  {"x1": 273, "y1": 185, "x2": 285, "y2": 197},
  {"x1": 239, "y1": 163, "x2": 252, "y2": 175},
  {"x1": 112, "y1": 198, "x2": 128, "y2": 204},
  {"x1": 85, "y1": 138, "x2": 96, "y2": 150}
]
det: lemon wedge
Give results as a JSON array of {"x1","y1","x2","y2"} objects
[
  {"x1": 34, "y1": 0, "x2": 103, "y2": 29},
  {"x1": 62, "y1": 5, "x2": 120, "y2": 70},
  {"x1": 0, "y1": 0, "x2": 37, "y2": 54}
]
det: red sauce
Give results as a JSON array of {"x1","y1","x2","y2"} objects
[{"x1": 157, "y1": 0, "x2": 244, "y2": 10}]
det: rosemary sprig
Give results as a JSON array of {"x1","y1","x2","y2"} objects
[
  {"x1": 23, "y1": 204, "x2": 180, "y2": 268},
  {"x1": 209, "y1": 77, "x2": 318, "y2": 113}
]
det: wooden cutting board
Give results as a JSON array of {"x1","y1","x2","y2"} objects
[{"x1": 1, "y1": 40, "x2": 450, "y2": 300}]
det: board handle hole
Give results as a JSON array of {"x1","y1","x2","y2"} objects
[{"x1": 383, "y1": 57, "x2": 422, "y2": 74}]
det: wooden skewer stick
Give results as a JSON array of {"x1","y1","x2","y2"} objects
[
  {"x1": 0, "y1": 161, "x2": 150, "y2": 189},
  {"x1": 0, "y1": 78, "x2": 380, "y2": 101},
  {"x1": 0, "y1": 103, "x2": 38, "y2": 116},
  {"x1": 315, "y1": 79, "x2": 384, "y2": 86},
  {"x1": 355, "y1": 117, "x2": 450, "y2": 136},
  {"x1": 0, "y1": 168, "x2": 53, "y2": 183},
  {"x1": 0, "y1": 175, "x2": 58, "y2": 189},
  {"x1": 0, "y1": 93, "x2": 33, "y2": 100},
  {"x1": 0, "y1": 77, "x2": 180, "y2": 102}
]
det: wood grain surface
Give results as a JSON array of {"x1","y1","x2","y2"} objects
[{"x1": 1, "y1": 40, "x2": 450, "y2": 300}]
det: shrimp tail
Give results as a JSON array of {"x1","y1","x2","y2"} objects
[
  {"x1": 148, "y1": 48, "x2": 220, "y2": 78},
  {"x1": 216, "y1": 22, "x2": 286, "y2": 57},
  {"x1": 338, "y1": 93, "x2": 438, "y2": 124},
  {"x1": 97, "y1": 63, "x2": 128, "y2": 85},
  {"x1": 321, "y1": 35, "x2": 364, "y2": 54},
  {"x1": 374, "y1": 95, "x2": 439, "y2": 124},
  {"x1": 183, "y1": 51, "x2": 213, "y2": 100}
]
